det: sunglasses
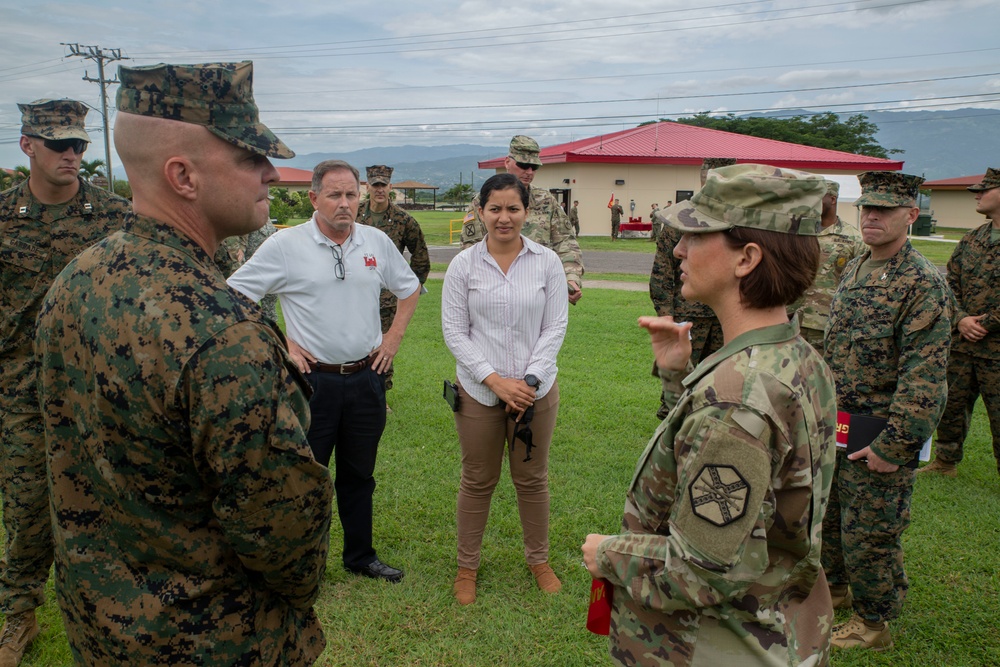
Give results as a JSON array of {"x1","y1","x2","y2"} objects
[
  {"x1": 35, "y1": 137, "x2": 88, "y2": 155},
  {"x1": 514, "y1": 162, "x2": 540, "y2": 171}
]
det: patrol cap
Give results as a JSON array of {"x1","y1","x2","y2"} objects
[
  {"x1": 854, "y1": 171, "x2": 924, "y2": 207},
  {"x1": 508, "y1": 135, "x2": 542, "y2": 167},
  {"x1": 366, "y1": 165, "x2": 393, "y2": 186},
  {"x1": 115, "y1": 61, "x2": 293, "y2": 159},
  {"x1": 663, "y1": 164, "x2": 824, "y2": 236},
  {"x1": 825, "y1": 180, "x2": 840, "y2": 197},
  {"x1": 701, "y1": 157, "x2": 737, "y2": 170},
  {"x1": 967, "y1": 167, "x2": 1000, "y2": 192},
  {"x1": 18, "y1": 99, "x2": 90, "y2": 142}
]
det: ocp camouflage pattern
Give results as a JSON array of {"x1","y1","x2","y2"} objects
[
  {"x1": 34, "y1": 214, "x2": 333, "y2": 665},
  {"x1": 596, "y1": 320, "x2": 837, "y2": 666},
  {"x1": 0, "y1": 177, "x2": 130, "y2": 411},
  {"x1": 823, "y1": 241, "x2": 952, "y2": 465},
  {"x1": 461, "y1": 185, "x2": 583, "y2": 284},
  {"x1": 790, "y1": 217, "x2": 867, "y2": 347}
]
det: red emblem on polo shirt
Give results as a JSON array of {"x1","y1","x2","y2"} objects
[{"x1": 364, "y1": 254, "x2": 377, "y2": 268}]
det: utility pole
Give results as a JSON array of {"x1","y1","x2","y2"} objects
[{"x1": 61, "y1": 43, "x2": 127, "y2": 192}]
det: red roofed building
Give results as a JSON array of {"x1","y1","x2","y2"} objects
[
  {"x1": 275, "y1": 166, "x2": 314, "y2": 192},
  {"x1": 922, "y1": 174, "x2": 988, "y2": 230},
  {"x1": 479, "y1": 121, "x2": 903, "y2": 235}
]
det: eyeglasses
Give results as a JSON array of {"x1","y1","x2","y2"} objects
[
  {"x1": 33, "y1": 136, "x2": 88, "y2": 155},
  {"x1": 514, "y1": 162, "x2": 540, "y2": 171},
  {"x1": 331, "y1": 244, "x2": 346, "y2": 280}
]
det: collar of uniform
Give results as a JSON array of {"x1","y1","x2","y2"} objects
[
  {"x1": 307, "y1": 214, "x2": 361, "y2": 249},
  {"x1": 850, "y1": 239, "x2": 913, "y2": 289},
  {"x1": 12, "y1": 176, "x2": 96, "y2": 220},
  {"x1": 681, "y1": 317, "x2": 801, "y2": 390},
  {"x1": 128, "y1": 213, "x2": 217, "y2": 267}
]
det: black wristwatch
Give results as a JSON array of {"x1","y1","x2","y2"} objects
[{"x1": 524, "y1": 374, "x2": 540, "y2": 388}]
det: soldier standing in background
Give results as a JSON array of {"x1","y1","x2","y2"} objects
[
  {"x1": 790, "y1": 180, "x2": 867, "y2": 351},
  {"x1": 648, "y1": 202, "x2": 660, "y2": 241},
  {"x1": 35, "y1": 62, "x2": 333, "y2": 665},
  {"x1": 822, "y1": 171, "x2": 952, "y2": 651},
  {"x1": 569, "y1": 199, "x2": 580, "y2": 236},
  {"x1": 609, "y1": 198, "x2": 623, "y2": 241},
  {"x1": 357, "y1": 165, "x2": 430, "y2": 399},
  {"x1": 0, "y1": 99, "x2": 130, "y2": 666},
  {"x1": 462, "y1": 135, "x2": 583, "y2": 304},
  {"x1": 921, "y1": 167, "x2": 1000, "y2": 477}
]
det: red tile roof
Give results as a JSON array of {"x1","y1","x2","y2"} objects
[
  {"x1": 275, "y1": 166, "x2": 313, "y2": 185},
  {"x1": 479, "y1": 121, "x2": 903, "y2": 171},
  {"x1": 923, "y1": 174, "x2": 985, "y2": 189}
]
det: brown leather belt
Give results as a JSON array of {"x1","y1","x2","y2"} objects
[{"x1": 309, "y1": 354, "x2": 374, "y2": 375}]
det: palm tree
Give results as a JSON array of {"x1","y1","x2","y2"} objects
[{"x1": 80, "y1": 159, "x2": 105, "y2": 182}]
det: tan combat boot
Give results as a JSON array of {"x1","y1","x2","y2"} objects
[
  {"x1": 453, "y1": 567, "x2": 477, "y2": 605},
  {"x1": 829, "y1": 584, "x2": 854, "y2": 610},
  {"x1": 916, "y1": 457, "x2": 958, "y2": 477},
  {"x1": 529, "y1": 562, "x2": 562, "y2": 594},
  {"x1": 0, "y1": 610, "x2": 40, "y2": 667},
  {"x1": 831, "y1": 614, "x2": 893, "y2": 651}
]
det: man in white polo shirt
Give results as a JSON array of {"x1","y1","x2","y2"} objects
[{"x1": 229, "y1": 159, "x2": 420, "y2": 583}]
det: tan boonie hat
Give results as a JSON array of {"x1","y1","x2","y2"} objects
[
  {"x1": 116, "y1": 61, "x2": 293, "y2": 159},
  {"x1": 664, "y1": 164, "x2": 824, "y2": 236},
  {"x1": 854, "y1": 171, "x2": 924, "y2": 207},
  {"x1": 701, "y1": 157, "x2": 737, "y2": 170},
  {"x1": 825, "y1": 180, "x2": 840, "y2": 197},
  {"x1": 366, "y1": 165, "x2": 393, "y2": 185},
  {"x1": 18, "y1": 99, "x2": 90, "y2": 142},
  {"x1": 967, "y1": 167, "x2": 1000, "y2": 192},
  {"x1": 508, "y1": 135, "x2": 542, "y2": 167}
]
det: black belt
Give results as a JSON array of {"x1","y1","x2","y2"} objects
[{"x1": 309, "y1": 355, "x2": 374, "y2": 375}]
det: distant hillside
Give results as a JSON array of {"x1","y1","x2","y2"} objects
[{"x1": 286, "y1": 144, "x2": 504, "y2": 189}]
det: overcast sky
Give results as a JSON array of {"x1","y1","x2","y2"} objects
[{"x1": 1, "y1": 0, "x2": 998, "y2": 176}]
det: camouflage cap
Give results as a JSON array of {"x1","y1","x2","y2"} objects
[
  {"x1": 115, "y1": 61, "x2": 293, "y2": 159},
  {"x1": 366, "y1": 165, "x2": 393, "y2": 185},
  {"x1": 18, "y1": 99, "x2": 90, "y2": 142},
  {"x1": 825, "y1": 180, "x2": 840, "y2": 197},
  {"x1": 701, "y1": 157, "x2": 737, "y2": 170},
  {"x1": 664, "y1": 164, "x2": 824, "y2": 236},
  {"x1": 854, "y1": 171, "x2": 924, "y2": 207},
  {"x1": 508, "y1": 135, "x2": 542, "y2": 167},
  {"x1": 967, "y1": 167, "x2": 1000, "y2": 192}
]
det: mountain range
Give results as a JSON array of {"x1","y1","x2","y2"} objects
[{"x1": 283, "y1": 108, "x2": 1000, "y2": 189}]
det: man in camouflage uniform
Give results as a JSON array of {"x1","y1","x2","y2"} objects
[
  {"x1": 583, "y1": 164, "x2": 838, "y2": 666},
  {"x1": 822, "y1": 171, "x2": 952, "y2": 651},
  {"x1": 0, "y1": 99, "x2": 130, "y2": 666},
  {"x1": 213, "y1": 234, "x2": 247, "y2": 277},
  {"x1": 790, "y1": 180, "x2": 867, "y2": 351},
  {"x1": 921, "y1": 167, "x2": 1000, "y2": 477},
  {"x1": 357, "y1": 165, "x2": 430, "y2": 392},
  {"x1": 648, "y1": 203, "x2": 660, "y2": 241},
  {"x1": 462, "y1": 135, "x2": 583, "y2": 304},
  {"x1": 569, "y1": 199, "x2": 580, "y2": 236},
  {"x1": 34, "y1": 62, "x2": 334, "y2": 665},
  {"x1": 609, "y1": 198, "x2": 624, "y2": 241}
]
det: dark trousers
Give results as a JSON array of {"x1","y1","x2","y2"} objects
[
  {"x1": 934, "y1": 350, "x2": 1000, "y2": 468},
  {"x1": 306, "y1": 367, "x2": 386, "y2": 569}
]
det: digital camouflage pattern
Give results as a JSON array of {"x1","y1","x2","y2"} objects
[
  {"x1": 18, "y1": 98, "x2": 91, "y2": 141},
  {"x1": 790, "y1": 218, "x2": 867, "y2": 349},
  {"x1": 664, "y1": 164, "x2": 824, "y2": 236},
  {"x1": 245, "y1": 219, "x2": 279, "y2": 322},
  {"x1": 0, "y1": 177, "x2": 129, "y2": 615},
  {"x1": 213, "y1": 233, "x2": 247, "y2": 277},
  {"x1": 853, "y1": 171, "x2": 924, "y2": 208},
  {"x1": 35, "y1": 214, "x2": 334, "y2": 665},
  {"x1": 934, "y1": 220, "x2": 1000, "y2": 466},
  {"x1": 966, "y1": 167, "x2": 1000, "y2": 192},
  {"x1": 365, "y1": 164, "x2": 392, "y2": 185},
  {"x1": 461, "y1": 186, "x2": 584, "y2": 285},
  {"x1": 701, "y1": 157, "x2": 738, "y2": 170},
  {"x1": 596, "y1": 320, "x2": 837, "y2": 666},
  {"x1": 116, "y1": 61, "x2": 294, "y2": 159},
  {"x1": 821, "y1": 240, "x2": 951, "y2": 624},
  {"x1": 357, "y1": 199, "x2": 430, "y2": 389}
]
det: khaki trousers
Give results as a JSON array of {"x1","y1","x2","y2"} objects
[{"x1": 454, "y1": 382, "x2": 559, "y2": 570}]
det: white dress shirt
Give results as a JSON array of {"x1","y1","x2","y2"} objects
[
  {"x1": 442, "y1": 236, "x2": 568, "y2": 406},
  {"x1": 228, "y1": 216, "x2": 419, "y2": 364}
]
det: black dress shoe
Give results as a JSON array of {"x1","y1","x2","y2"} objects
[{"x1": 347, "y1": 558, "x2": 404, "y2": 583}]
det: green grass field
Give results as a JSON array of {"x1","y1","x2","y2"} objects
[{"x1": 10, "y1": 282, "x2": 999, "y2": 666}]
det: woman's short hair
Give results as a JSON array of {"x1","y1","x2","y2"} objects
[
  {"x1": 722, "y1": 227, "x2": 820, "y2": 309},
  {"x1": 478, "y1": 173, "x2": 529, "y2": 209}
]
